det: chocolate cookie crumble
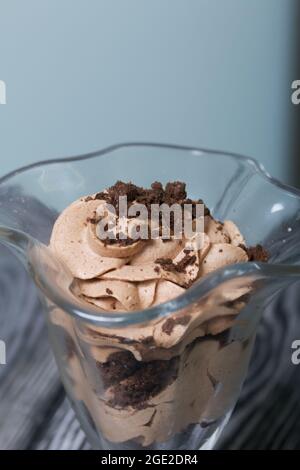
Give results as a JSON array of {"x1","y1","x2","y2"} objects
[
  {"x1": 97, "y1": 349, "x2": 179, "y2": 408},
  {"x1": 155, "y1": 253, "x2": 196, "y2": 274},
  {"x1": 93, "y1": 180, "x2": 210, "y2": 220},
  {"x1": 246, "y1": 244, "x2": 269, "y2": 262},
  {"x1": 162, "y1": 315, "x2": 191, "y2": 335}
]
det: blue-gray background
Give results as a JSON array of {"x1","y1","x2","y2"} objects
[{"x1": 0, "y1": 0, "x2": 299, "y2": 184}]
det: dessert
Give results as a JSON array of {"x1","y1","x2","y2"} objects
[{"x1": 49, "y1": 181, "x2": 268, "y2": 447}]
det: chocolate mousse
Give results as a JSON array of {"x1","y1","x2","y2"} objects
[{"x1": 49, "y1": 181, "x2": 268, "y2": 447}]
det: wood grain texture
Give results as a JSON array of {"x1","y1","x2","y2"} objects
[{"x1": 0, "y1": 245, "x2": 300, "y2": 450}]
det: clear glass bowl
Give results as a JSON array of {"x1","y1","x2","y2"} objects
[{"x1": 0, "y1": 143, "x2": 299, "y2": 450}]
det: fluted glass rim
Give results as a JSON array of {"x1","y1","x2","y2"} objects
[{"x1": 1, "y1": 142, "x2": 300, "y2": 327}]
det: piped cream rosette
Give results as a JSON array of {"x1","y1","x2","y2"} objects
[{"x1": 50, "y1": 194, "x2": 250, "y2": 355}]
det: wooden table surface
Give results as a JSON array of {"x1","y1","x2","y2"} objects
[{"x1": 1, "y1": 245, "x2": 300, "y2": 450}]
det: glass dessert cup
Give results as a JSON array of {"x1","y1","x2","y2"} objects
[{"x1": 0, "y1": 143, "x2": 300, "y2": 451}]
